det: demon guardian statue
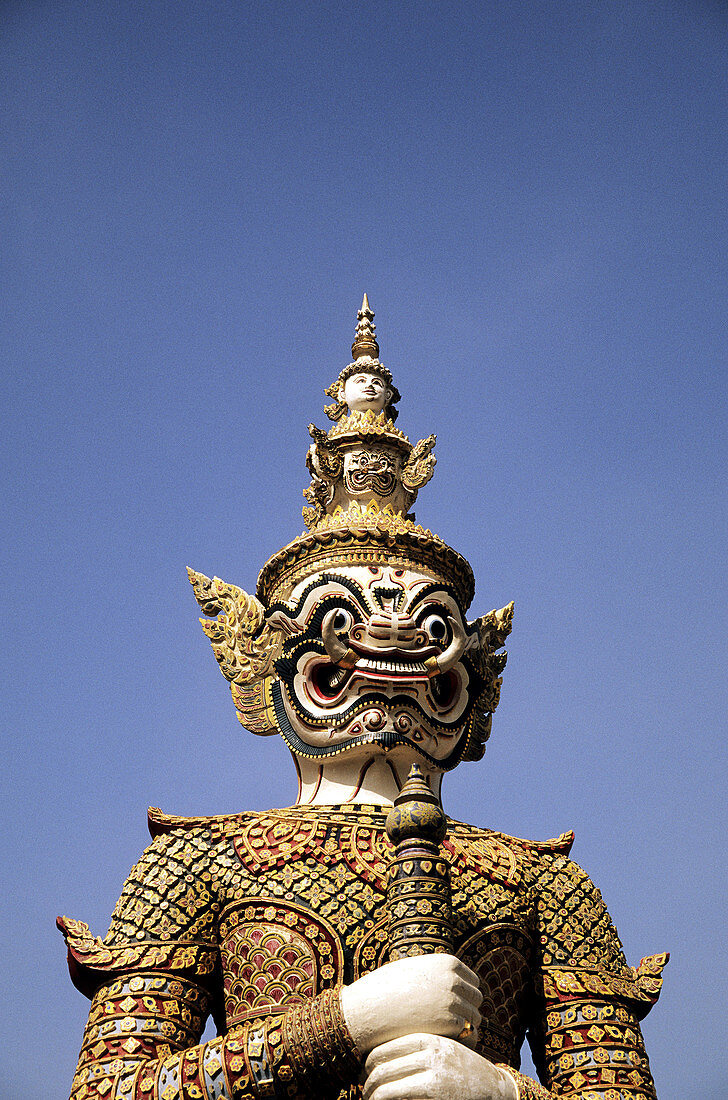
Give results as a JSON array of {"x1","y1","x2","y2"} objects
[{"x1": 59, "y1": 297, "x2": 667, "y2": 1100}]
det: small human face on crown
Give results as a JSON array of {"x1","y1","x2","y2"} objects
[{"x1": 343, "y1": 371, "x2": 392, "y2": 415}]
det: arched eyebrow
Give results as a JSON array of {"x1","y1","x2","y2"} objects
[
  {"x1": 267, "y1": 573, "x2": 376, "y2": 620},
  {"x1": 405, "y1": 583, "x2": 464, "y2": 615}
]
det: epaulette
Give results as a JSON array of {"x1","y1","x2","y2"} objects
[
  {"x1": 147, "y1": 806, "x2": 250, "y2": 839},
  {"x1": 450, "y1": 821, "x2": 575, "y2": 856},
  {"x1": 444, "y1": 824, "x2": 574, "y2": 890},
  {"x1": 56, "y1": 915, "x2": 217, "y2": 998},
  {"x1": 493, "y1": 829, "x2": 575, "y2": 857},
  {"x1": 539, "y1": 952, "x2": 670, "y2": 1020}
]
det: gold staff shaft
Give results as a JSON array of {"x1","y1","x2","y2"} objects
[{"x1": 385, "y1": 764, "x2": 454, "y2": 960}]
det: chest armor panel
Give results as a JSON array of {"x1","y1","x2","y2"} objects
[
  {"x1": 220, "y1": 900, "x2": 343, "y2": 1026},
  {"x1": 215, "y1": 809, "x2": 539, "y2": 1067}
]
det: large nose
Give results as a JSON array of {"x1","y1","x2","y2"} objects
[{"x1": 365, "y1": 612, "x2": 420, "y2": 649}]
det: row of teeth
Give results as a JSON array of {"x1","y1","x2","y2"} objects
[{"x1": 357, "y1": 658, "x2": 428, "y2": 673}]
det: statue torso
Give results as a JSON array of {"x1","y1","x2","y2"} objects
[{"x1": 111, "y1": 806, "x2": 581, "y2": 1071}]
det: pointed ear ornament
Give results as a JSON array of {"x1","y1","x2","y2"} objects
[
  {"x1": 463, "y1": 601, "x2": 515, "y2": 762},
  {"x1": 187, "y1": 568, "x2": 284, "y2": 735}
]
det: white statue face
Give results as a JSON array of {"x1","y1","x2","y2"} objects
[
  {"x1": 267, "y1": 565, "x2": 481, "y2": 769},
  {"x1": 343, "y1": 372, "x2": 392, "y2": 415}
]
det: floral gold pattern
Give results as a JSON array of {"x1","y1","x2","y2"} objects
[{"x1": 60, "y1": 806, "x2": 666, "y2": 1098}]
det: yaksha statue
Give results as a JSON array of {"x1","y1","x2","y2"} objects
[{"x1": 59, "y1": 296, "x2": 668, "y2": 1100}]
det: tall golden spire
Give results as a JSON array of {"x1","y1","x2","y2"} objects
[{"x1": 351, "y1": 292, "x2": 379, "y2": 360}]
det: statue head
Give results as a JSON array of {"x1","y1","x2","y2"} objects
[
  {"x1": 324, "y1": 294, "x2": 401, "y2": 422},
  {"x1": 343, "y1": 369, "x2": 392, "y2": 416},
  {"x1": 189, "y1": 298, "x2": 512, "y2": 789},
  {"x1": 262, "y1": 557, "x2": 482, "y2": 771},
  {"x1": 324, "y1": 360, "x2": 401, "y2": 423}
]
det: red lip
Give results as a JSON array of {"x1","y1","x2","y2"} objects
[{"x1": 347, "y1": 639, "x2": 438, "y2": 662}]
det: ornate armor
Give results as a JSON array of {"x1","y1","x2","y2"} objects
[{"x1": 59, "y1": 806, "x2": 666, "y2": 1099}]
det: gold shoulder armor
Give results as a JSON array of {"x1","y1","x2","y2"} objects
[{"x1": 147, "y1": 805, "x2": 250, "y2": 839}]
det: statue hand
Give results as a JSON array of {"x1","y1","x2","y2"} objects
[
  {"x1": 363, "y1": 1033, "x2": 518, "y2": 1100},
  {"x1": 340, "y1": 954, "x2": 482, "y2": 1056}
]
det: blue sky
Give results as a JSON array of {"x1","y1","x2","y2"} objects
[{"x1": 2, "y1": 2, "x2": 726, "y2": 1097}]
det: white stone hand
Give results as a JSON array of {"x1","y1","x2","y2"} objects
[
  {"x1": 362, "y1": 1033, "x2": 518, "y2": 1100},
  {"x1": 340, "y1": 954, "x2": 482, "y2": 1057}
]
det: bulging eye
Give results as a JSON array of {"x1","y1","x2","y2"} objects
[
  {"x1": 423, "y1": 613, "x2": 448, "y2": 645},
  {"x1": 331, "y1": 608, "x2": 353, "y2": 634}
]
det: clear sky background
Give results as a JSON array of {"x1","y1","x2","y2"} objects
[{"x1": 2, "y1": 2, "x2": 726, "y2": 1097}]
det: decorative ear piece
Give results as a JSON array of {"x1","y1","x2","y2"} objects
[{"x1": 187, "y1": 567, "x2": 284, "y2": 734}]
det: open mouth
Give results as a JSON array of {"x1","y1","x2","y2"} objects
[
  {"x1": 272, "y1": 676, "x2": 471, "y2": 770},
  {"x1": 308, "y1": 656, "x2": 458, "y2": 710},
  {"x1": 353, "y1": 656, "x2": 429, "y2": 675}
]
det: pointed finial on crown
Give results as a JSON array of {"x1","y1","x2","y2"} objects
[{"x1": 351, "y1": 293, "x2": 380, "y2": 360}]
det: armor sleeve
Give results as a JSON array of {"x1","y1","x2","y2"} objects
[
  {"x1": 497, "y1": 855, "x2": 668, "y2": 1100},
  {"x1": 58, "y1": 831, "x2": 362, "y2": 1100},
  {"x1": 63, "y1": 975, "x2": 360, "y2": 1100}
]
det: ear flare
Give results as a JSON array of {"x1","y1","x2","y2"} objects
[
  {"x1": 321, "y1": 610, "x2": 358, "y2": 669},
  {"x1": 424, "y1": 616, "x2": 468, "y2": 677}
]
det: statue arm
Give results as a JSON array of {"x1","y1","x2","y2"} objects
[
  {"x1": 494, "y1": 988, "x2": 661, "y2": 1100},
  {"x1": 65, "y1": 935, "x2": 488, "y2": 1100},
  {"x1": 59, "y1": 830, "x2": 362, "y2": 1100},
  {"x1": 492, "y1": 856, "x2": 668, "y2": 1099},
  {"x1": 65, "y1": 974, "x2": 359, "y2": 1100}
]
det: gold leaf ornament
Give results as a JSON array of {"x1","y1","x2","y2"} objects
[
  {"x1": 401, "y1": 434, "x2": 437, "y2": 492},
  {"x1": 187, "y1": 568, "x2": 283, "y2": 688},
  {"x1": 470, "y1": 602, "x2": 514, "y2": 678}
]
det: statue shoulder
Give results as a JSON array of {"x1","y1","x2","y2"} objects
[
  {"x1": 147, "y1": 805, "x2": 252, "y2": 839},
  {"x1": 447, "y1": 825, "x2": 655, "y2": 997},
  {"x1": 444, "y1": 821, "x2": 575, "y2": 889},
  {"x1": 524, "y1": 845, "x2": 670, "y2": 1016},
  {"x1": 57, "y1": 813, "x2": 234, "y2": 998},
  {"x1": 486, "y1": 826, "x2": 575, "y2": 858}
]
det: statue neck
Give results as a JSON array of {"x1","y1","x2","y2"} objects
[{"x1": 292, "y1": 750, "x2": 444, "y2": 808}]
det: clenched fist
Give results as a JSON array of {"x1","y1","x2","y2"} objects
[
  {"x1": 339, "y1": 954, "x2": 482, "y2": 1056},
  {"x1": 363, "y1": 1033, "x2": 518, "y2": 1100}
]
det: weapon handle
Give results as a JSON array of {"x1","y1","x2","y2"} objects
[{"x1": 385, "y1": 763, "x2": 454, "y2": 960}]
